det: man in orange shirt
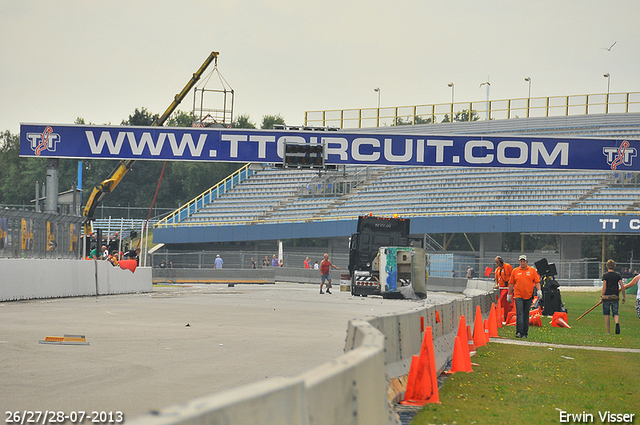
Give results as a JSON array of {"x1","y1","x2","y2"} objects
[
  {"x1": 494, "y1": 256, "x2": 513, "y2": 289},
  {"x1": 494, "y1": 256, "x2": 514, "y2": 321},
  {"x1": 507, "y1": 254, "x2": 542, "y2": 338}
]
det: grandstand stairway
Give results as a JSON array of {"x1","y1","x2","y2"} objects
[
  {"x1": 310, "y1": 167, "x2": 390, "y2": 218},
  {"x1": 625, "y1": 199, "x2": 640, "y2": 213},
  {"x1": 256, "y1": 195, "x2": 298, "y2": 220},
  {"x1": 562, "y1": 179, "x2": 611, "y2": 212}
]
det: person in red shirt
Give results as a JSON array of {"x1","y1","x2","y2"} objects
[
  {"x1": 304, "y1": 257, "x2": 310, "y2": 269},
  {"x1": 319, "y1": 253, "x2": 339, "y2": 294},
  {"x1": 507, "y1": 254, "x2": 542, "y2": 338}
]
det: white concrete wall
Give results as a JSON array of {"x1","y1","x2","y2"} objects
[
  {"x1": 130, "y1": 318, "x2": 395, "y2": 425},
  {"x1": 128, "y1": 378, "x2": 308, "y2": 425},
  {"x1": 0, "y1": 259, "x2": 152, "y2": 301},
  {"x1": 128, "y1": 281, "x2": 496, "y2": 425}
]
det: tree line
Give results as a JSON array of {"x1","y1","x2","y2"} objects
[{"x1": 0, "y1": 109, "x2": 285, "y2": 217}]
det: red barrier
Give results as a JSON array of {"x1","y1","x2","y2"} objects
[{"x1": 119, "y1": 259, "x2": 137, "y2": 273}]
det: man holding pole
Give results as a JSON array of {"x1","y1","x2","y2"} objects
[
  {"x1": 577, "y1": 273, "x2": 640, "y2": 321},
  {"x1": 507, "y1": 254, "x2": 542, "y2": 338},
  {"x1": 601, "y1": 259, "x2": 625, "y2": 334}
]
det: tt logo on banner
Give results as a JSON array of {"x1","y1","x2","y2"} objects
[
  {"x1": 26, "y1": 126, "x2": 60, "y2": 155},
  {"x1": 603, "y1": 141, "x2": 636, "y2": 169}
]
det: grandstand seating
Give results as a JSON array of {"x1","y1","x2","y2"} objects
[
  {"x1": 91, "y1": 218, "x2": 156, "y2": 237},
  {"x1": 180, "y1": 168, "x2": 319, "y2": 223},
  {"x1": 170, "y1": 164, "x2": 638, "y2": 224}
]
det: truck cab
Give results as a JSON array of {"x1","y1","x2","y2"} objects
[{"x1": 348, "y1": 214, "x2": 426, "y2": 299}]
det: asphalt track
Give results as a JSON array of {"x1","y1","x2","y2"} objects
[{"x1": 0, "y1": 283, "x2": 462, "y2": 421}]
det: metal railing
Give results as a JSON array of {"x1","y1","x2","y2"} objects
[
  {"x1": 155, "y1": 163, "x2": 254, "y2": 226},
  {"x1": 150, "y1": 249, "x2": 349, "y2": 270},
  {"x1": 298, "y1": 166, "x2": 377, "y2": 197},
  {"x1": 0, "y1": 208, "x2": 83, "y2": 259},
  {"x1": 148, "y1": 249, "x2": 638, "y2": 286},
  {"x1": 305, "y1": 92, "x2": 640, "y2": 129},
  {"x1": 431, "y1": 253, "x2": 640, "y2": 285},
  {"x1": 153, "y1": 208, "x2": 640, "y2": 230}
]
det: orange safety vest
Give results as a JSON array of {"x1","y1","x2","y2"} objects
[{"x1": 495, "y1": 263, "x2": 513, "y2": 287}]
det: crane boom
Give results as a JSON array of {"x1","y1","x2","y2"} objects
[{"x1": 82, "y1": 51, "x2": 219, "y2": 235}]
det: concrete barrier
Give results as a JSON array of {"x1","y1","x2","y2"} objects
[
  {"x1": 303, "y1": 320, "x2": 394, "y2": 425},
  {"x1": 153, "y1": 267, "x2": 326, "y2": 285},
  {"x1": 276, "y1": 268, "x2": 324, "y2": 284},
  {"x1": 2, "y1": 263, "x2": 494, "y2": 424},
  {"x1": 129, "y1": 377, "x2": 308, "y2": 425},
  {"x1": 427, "y1": 276, "x2": 468, "y2": 293},
  {"x1": 129, "y1": 279, "x2": 496, "y2": 425},
  {"x1": 152, "y1": 269, "x2": 490, "y2": 292},
  {"x1": 0, "y1": 259, "x2": 151, "y2": 301},
  {"x1": 131, "y1": 319, "x2": 394, "y2": 425},
  {"x1": 153, "y1": 267, "x2": 276, "y2": 284}
]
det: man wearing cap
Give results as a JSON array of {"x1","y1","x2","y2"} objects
[{"x1": 507, "y1": 254, "x2": 542, "y2": 338}]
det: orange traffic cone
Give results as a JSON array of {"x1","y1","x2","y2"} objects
[
  {"x1": 402, "y1": 355, "x2": 420, "y2": 403},
  {"x1": 551, "y1": 312, "x2": 571, "y2": 328},
  {"x1": 483, "y1": 319, "x2": 491, "y2": 343},
  {"x1": 400, "y1": 326, "x2": 440, "y2": 405},
  {"x1": 435, "y1": 310, "x2": 441, "y2": 323},
  {"x1": 529, "y1": 306, "x2": 541, "y2": 318},
  {"x1": 457, "y1": 315, "x2": 467, "y2": 340},
  {"x1": 488, "y1": 303, "x2": 499, "y2": 337},
  {"x1": 119, "y1": 259, "x2": 137, "y2": 273},
  {"x1": 529, "y1": 314, "x2": 542, "y2": 327},
  {"x1": 448, "y1": 334, "x2": 473, "y2": 373},
  {"x1": 505, "y1": 311, "x2": 517, "y2": 326},
  {"x1": 473, "y1": 306, "x2": 486, "y2": 348},
  {"x1": 533, "y1": 315, "x2": 542, "y2": 327},
  {"x1": 466, "y1": 325, "x2": 476, "y2": 354},
  {"x1": 496, "y1": 298, "x2": 503, "y2": 328}
]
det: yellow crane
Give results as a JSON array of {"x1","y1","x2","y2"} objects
[{"x1": 82, "y1": 51, "x2": 219, "y2": 236}]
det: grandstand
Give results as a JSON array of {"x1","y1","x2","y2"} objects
[
  {"x1": 152, "y1": 111, "x2": 640, "y2": 280},
  {"x1": 156, "y1": 112, "x2": 640, "y2": 229},
  {"x1": 162, "y1": 165, "x2": 637, "y2": 223}
]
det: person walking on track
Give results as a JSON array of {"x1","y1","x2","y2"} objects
[{"x1": 319, "y1": 253, "x2": 339, "y2": 294}]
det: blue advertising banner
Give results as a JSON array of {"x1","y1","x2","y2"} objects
[{"x1": 20, "y1": 123, "x2": 639, "y2": 171}]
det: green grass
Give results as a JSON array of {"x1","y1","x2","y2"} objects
[
  {"x1": 498, "y1": 291, "x2": 640, "y2": 349},
  {"x1": 411, "y1": 291, "x2": 640, "y2": 425}
]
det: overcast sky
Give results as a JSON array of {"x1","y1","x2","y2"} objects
[{"x1": 1, "y1": 0, "x2": 639, "y2": 135}]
